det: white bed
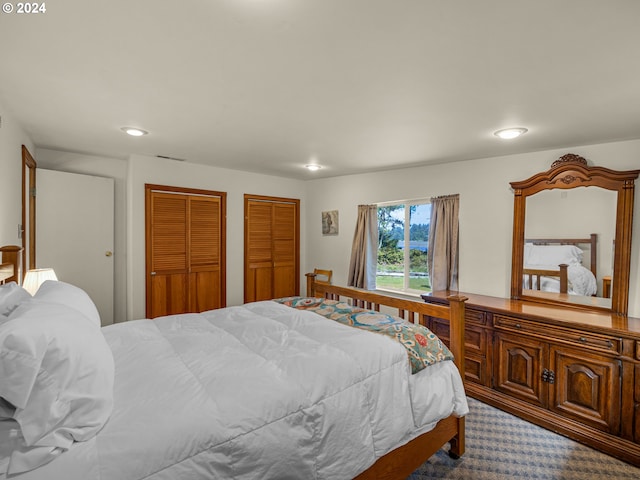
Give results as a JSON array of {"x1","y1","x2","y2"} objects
[
  {"x1": 0, "y1": 280, "x2": 468, "y2": 480},
  {"x1": 523, "y1": 242, "x2": 597, "y2": 296}
]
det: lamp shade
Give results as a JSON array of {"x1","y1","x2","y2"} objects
[{"x1": 23, "y1": 268, "x2": 58, "y2": 295}]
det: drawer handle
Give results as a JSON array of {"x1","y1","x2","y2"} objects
[
  {"x1": 578, "y1": 337, "x2": 614, "y2": 348},
  {"x1": 515, "y1": 323, "x2": 522, "y2": 329}
]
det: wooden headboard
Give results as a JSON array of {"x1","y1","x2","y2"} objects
[
  {"x1": 525, "y1": 233, "x2": 597, "y2": 278},
  {"x1": 0, "y1": 245, "x2": 23, "y2": 285}
]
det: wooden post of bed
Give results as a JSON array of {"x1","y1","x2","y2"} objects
[
  {"x1": 305, "y1": 273, "x2": 468, "y2": 479},
  {"x1": 306, "y1": 272, "x2": 317, "y2": 298},
  {"x1": 446, "y1": 293, "x2": 466, "y2": 459}
]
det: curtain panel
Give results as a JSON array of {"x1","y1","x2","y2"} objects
[
  {"x1": 427, "y1": 194, "x2": 459, "y2": 291},
  {"x1": 347, "y1": 205, "x2": 378, "y2": 289}
]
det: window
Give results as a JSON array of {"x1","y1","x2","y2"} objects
[{"x1": 377, "y1": 201, "x2": 431, "y2": 295}]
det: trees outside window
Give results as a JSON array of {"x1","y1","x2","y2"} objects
[{"x1": 377, "y1": 202, "x2": 431, "y2": 294}]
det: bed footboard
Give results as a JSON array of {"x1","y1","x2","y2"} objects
[
  {"x1": 305, "y1": 273, "x2": 466, "y2": 371},
  {"x1": 523, "y1": 263, "x2": 569, "y2": 293}
]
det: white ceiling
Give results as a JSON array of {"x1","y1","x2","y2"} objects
[{"x1": 1, "y1": 0, "x2": 639, "y2": 180}]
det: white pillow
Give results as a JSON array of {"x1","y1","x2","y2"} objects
[
  {"x1": 33, "y1": 280, "x2": 101, "y2": 327},
  {"x1": 0, "y1": 283, "x2": 31, "y2": 317},
  {"x1": 0, "y1": 301, "x2": 114, "y2": 474},
  {"x1": 524, "y1": 244, "x2": 584, "y2": 268}
]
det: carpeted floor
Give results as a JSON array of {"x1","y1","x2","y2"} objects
[{"x1": 408, "y1": 397, "x2": 640, "y2": 479}]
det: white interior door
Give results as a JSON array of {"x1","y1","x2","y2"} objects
[{"x1": 36, "y1": 169, "x2": 115, "y2": 325}]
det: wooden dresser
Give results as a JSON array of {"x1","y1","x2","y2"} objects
[{"x1": 422, "y1": 290, "x2": 640, "y2": 466}]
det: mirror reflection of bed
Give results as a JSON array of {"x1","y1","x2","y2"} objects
[
  {"x1": 523, "y1": 234, "x2": 597, "y2": 294},
  {"x1": 521, "y1": 234, "x2": 613, "y2": 309}
]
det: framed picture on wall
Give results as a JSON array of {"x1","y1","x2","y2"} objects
[{"x1": 322, "y1": 210, "x2": 339, "y2": 235}]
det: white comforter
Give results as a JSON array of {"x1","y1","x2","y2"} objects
[{"x1": 3, "y1": 301, "x2": 468, "y2": 480}]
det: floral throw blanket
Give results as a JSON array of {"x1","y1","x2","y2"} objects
[{"x1": 274, "y1": 297, "x2": 453, "y2": 374}]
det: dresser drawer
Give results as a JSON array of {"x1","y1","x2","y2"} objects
[
  {"x1": 635, "y1": 340, "x2": 640, "y2": 360},
  {"x1": 464, "y1": 352, "x2": 490, "y2": 386},
  {"x1": 431, "y1": 318, "x2": 487, "y2": 354},
  {"x1": 493, "y1": 315, "x2": 621, "y2": 355},
  {"x1": 466, "y1": 308, "x2": 487, "y2": 326}
]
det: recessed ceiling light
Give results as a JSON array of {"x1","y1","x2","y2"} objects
[
  {"x1": 306, "y1": 164, "x2": 322, "y2": 171},
  {"x1": 494, "y1": 127, "x2": 528, "y2": 139},
  {"x1": 121, "y1": 127, "x2": 149, "y2": 137}
]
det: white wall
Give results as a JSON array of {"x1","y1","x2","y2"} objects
[
  {"x1": 9, "y1": 132, "x2": 640, "y2": 319},
  {"x1": 305, "y1": 139, "x2": 640, "y2": 317},
  {"x1": 0, "y1": 102, "x2": 34, "y2": 247},
  {"x1": 127, "y1": 154, "x2": 307, "y2": 320},
  {"x1": 35, "y1": 149, "x2": 128, "y2": 323}
]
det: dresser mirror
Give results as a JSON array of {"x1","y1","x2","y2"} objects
[{"x1": 510, "y1": 154, "x2": 639, "y2": 315}]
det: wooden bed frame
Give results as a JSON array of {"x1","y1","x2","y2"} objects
[
  {"x1": 523, "y1": 264, "x2": 569, "y2": 293},
  {"x1": 523, "y1": 234, "x2": 597, "y2": 295},
  {"x1": 0, "y1": 245, "x2": 22, "y2": 285},
  {"x1": 306, "y1": 273, "x2": 468, "y2": 480}
]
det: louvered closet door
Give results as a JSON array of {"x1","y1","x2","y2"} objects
[
  {"x1": 148, "y1": 192, "x2": 189, "y2": 318},
  {"x1": 189, "y1": 196, "x2": 223, "y2": 312},
  {"x1": 272, "y1": 202, "x2": 297, "y2": 298},
  {"x1": 146, "y1": 186, "x2": 226, "y2": 318},
  {"x1": 244, "y1": 195, "x2": 299, "y2": 303},
  {"x1": 245, "y1": 200, "x2": 274, "y2": 302}
]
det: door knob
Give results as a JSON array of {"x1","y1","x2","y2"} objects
[{"x1": 105, "y1": 251, "x2": 113, "y2": 257}]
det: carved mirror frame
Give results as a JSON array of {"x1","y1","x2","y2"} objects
[{"x1": 510, "y1": 154, "x2": 639, "y2": 315}]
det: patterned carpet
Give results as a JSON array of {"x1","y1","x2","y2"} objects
[{"x1": 408, "y1": 397, "x2": 640, "y2": 480}]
